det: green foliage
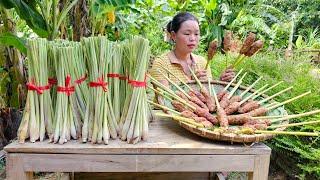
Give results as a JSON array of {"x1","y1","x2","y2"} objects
[
  {"x1": 211, "y1": 52, "x2": 320, "y2": 179},
  {"x1": 295, "y1": 28, "x2": 320, "y2": 50},
  {"x1": 0, "y1": 32, "x2": 27, "y2": 54},
  {"x1": 1, "y1": 0, "x2": 80, "y2": 40},
  {"x1": 0, "y1": 0, "x2": 48, "y2": 37}
]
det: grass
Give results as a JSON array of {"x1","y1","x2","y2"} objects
[{"x1": 210, "y1": 51, "x2": 320, "y2": 179}]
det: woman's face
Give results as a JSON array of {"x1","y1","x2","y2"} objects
[{"x1": 172, "y1": 20, "x2": 200, "y2": 54}]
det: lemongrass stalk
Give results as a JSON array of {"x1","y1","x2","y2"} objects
[
  {"x1": 102, "y1": 106, "x2": 110, "y2": 144},
  {"x1": 26, "y1": 43, "x2": 36, "y2": 143},
  {"x1": 228, "y1": 72, "x2": 247, "y2": 99},
  {"x1": 38, "y1": 39, "x2": 46, "y2": 142},
  {"x1": 132, "y1": 93, "x2": 142, "y2": 144},
  {"x1": 18, "y1": 92, "x2": 31, "y2": 143},
  {"x1": 258, "y1": 86, "x2": 293, "y2": 104},
  {"x1": 147, "y1": 86, "x2": 173, "y2": 101},
  {"x1": 155, "y1": 113, "x2": 204, "y2": 127},
  {"x1": 252, "y1": 81, "x2": 283, "y2": 99},
  {"x1": 239, "y1": 84, "x2": 269, "y2": 105},
  {"x1": 208, "y1": 77, "x2": 212, "y2": 96},
  {"x1": 239, "y1": 76, "x2": 263, "y2": 97},
  {"x1": 161, "y1": 65, "x2": 193, "y2": 90},
  {"x1": 107, "y1": 93, "x2": 118, "y2": 139},
  {"x1": 233, "y1": 55, "x2": 246, "y2": 68},
  {"x1": 124, "y1": 86, "x2": 140, "y2": 142},
  {"x1": 267, "y1": 91, "x2": 312, "y2": 110},
  {"x1": 187, "y1": 65, "x2": 203, "y2": 89},
  {"x1": 67, "y1": 105, "x2": 73, "y2": 140},
  {"x1": 157, "y1": 88, "x2": 196, "y2": 110},
  {"x1": 108, "y1": 43, "x2": 122, "y2": 123},
  {"x1": 232, "y1": 54, "x2": 245, "y2": 67},
  {"x1": 142, "y1": 99, "x2": 149, "y2": 140},
  {"x1": 255, "y1": 130, "x2": 319, "y2": 136},
  {"x1": 148, "y1": 75, "x2": 180, "y2": 99},
  {"x1": 223, "y1": 69, "x2": 244, "y2": 91},
  {"x1": 120, "y1": 36, "x2": 150, "y2": 143},
  {"x1": 252, "y1": 115, "x2": 284, "y2": 119},
  {"x1": 210, "y1": 79, "x2": 220, "y2": 109},
  {"x1": 158, "y1": 69, "x2": 191, "y2": 99},
  {"x1": 147, "y1": 100, "x2": 180, "y2": 114},
  {"x1": 97, "y1": 94, "x2": 104, "y2": 144},
  {"x1": 121, "y1": 93, "x2": 138, "y2": 140},
  {"x1": 267, "y1": 102, "x2": 278, "y2": 108},
  {"x1": 268, "y1": 120, "x2": 320, "y2": 129},
  {"x1": 270, "y1": 109, "x2": 320, "y2": 123}
]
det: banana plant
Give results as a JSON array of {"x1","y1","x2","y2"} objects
[
  {"x1": 0, "y1": 0, "x2": 80, "y2": 40},
  {"x1": 89, "y1": 0, "x2": 136, "y2": 36}
]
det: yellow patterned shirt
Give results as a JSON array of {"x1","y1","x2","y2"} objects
[{"x1": 149, "y1": 51, "x2": 212, "y2": 84}]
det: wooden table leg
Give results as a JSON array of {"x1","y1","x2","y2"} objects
[
  {"x1": 248, "y1": 154, "x2": 270, "y2": 180},
  {"x1": 6, "y1": 153, "x2": 33, "y2": 180}
]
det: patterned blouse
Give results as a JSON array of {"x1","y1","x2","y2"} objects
[{"x1": 149, "y1": 50, "x2": 212, "y2": 84}]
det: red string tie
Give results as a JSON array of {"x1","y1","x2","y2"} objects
[
  {"x1": 107, "y1": 73, "x2": 120, "y2": 78},
  {"x1": 26, "y1": 79, "x2": 50, "y2": 94},
  {"x1": 119, "y1": 75, "x2": 128, "y2": 80},
  {"x1": 128, "y1": 75, "x2": 147, "y2": 88},
  {"x1": 48, "y1": 78, "x2": 57, "y2": 86},
  {"x1": 74, "y1": 74, "x2": 87, "y2": 85},
  {"x1": 89, "y1": 76, "x2": 108, "y2": 92},
  {"x1": 57, "y1": 75, "x2": 75, "y2": 96}
]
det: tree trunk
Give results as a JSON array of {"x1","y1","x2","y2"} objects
[{"x1": 71, "y1": 0, "x2": 91, "y2": 41}]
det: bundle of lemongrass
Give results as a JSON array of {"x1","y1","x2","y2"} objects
[
  {"x1": 118, "y1": 42, "x2": 129, "y2": 122},
  {"x1": 108, "y1": 43, "x2": 123, "y2": 123},
  {"x1": 119, "y1": 36, "x2": 150, "y2": 144},
  {"x1": 18, "y1": 38, "x2": 54, "y2": 143},
  {"x1": 81, "y1": 36, "x2": 118, "y2": 144},
  {"x1": 49, "y1": 43, "x2": 84, "y2": 144},
  {"x1": 71, "y1": 42, "x2": 89, "y2": 126},
  {"x1": 18, "y1": 36, "x2": 153, "y2": 144}
]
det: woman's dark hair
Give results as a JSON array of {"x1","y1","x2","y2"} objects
[{"x1": 166, "y1": 12, "x2": 199, "y2": 33}]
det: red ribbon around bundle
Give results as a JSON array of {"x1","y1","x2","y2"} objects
[
  {"x1": 107, "y1": 73, "x2": 129, "y2": 81},
  {"x1": 74, "y1": 74, "x2": 87, "y2": 85},
  {"x1": 89, "y1": 76, "x2": 108, "y2": 92},
  {"x1": 26, "y1": 79, "x2": 51, "y2": 95},
  {"x1": 49, "y1": 74, "x2": 87, "y2": 86},
  {"x1": 48, "y1": 78, "x2": 57, "y2": 86},
  {"x1": 107, "y1": 73, "x2": 120, "y2": 78},
  {"x1": 128, "y1": 74, "x2": 147, "y2": 88},
  {"x1": 57, "y1": 75, "x2": 75, "y2": 96},
  {"x1": 119, "y1": 75, "x2": 128, "y2": 80}
]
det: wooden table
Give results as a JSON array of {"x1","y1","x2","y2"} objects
[{"x1": 4, "y1": 115, "x2": 271, "y2": 180}]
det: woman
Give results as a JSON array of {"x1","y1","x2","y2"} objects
[{"x1": 150, "y1": 12, "x2": 235, "y2": 87}]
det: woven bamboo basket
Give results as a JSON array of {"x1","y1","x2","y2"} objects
[{"x1": 162, "y1": 80, "x2": 288, "y2": 143}]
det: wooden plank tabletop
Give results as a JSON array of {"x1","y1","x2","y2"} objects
[{"x1": 5, "y1": 112, "x2": 271, "y2": 155}]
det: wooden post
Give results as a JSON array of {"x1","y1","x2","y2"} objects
[
  {"x1": 6, "y1": 153, "x2": 33, "y2": 180},
  {"x1": 248, "y1": 154, "x2": 270, "y2": 180}
]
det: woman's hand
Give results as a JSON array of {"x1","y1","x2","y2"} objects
[
  {"x1": 220, "y1": 68, "x2": 236, "y2": 82},
  {"x1": 195, "y1": 70, "x2": 208, "y2": 81}
]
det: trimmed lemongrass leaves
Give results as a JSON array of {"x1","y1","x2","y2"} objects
[
  {"x1": 18, "y1": 38, "x2": 53, "y2": 143},
  {"x1": 18, "y1": 36, "x2": 151, "y2": 144},
  {"x1": 119, "y1": 36, "x2": 150, "y2": 144},
  {"x1": 82, "y1": 36, "x2": 118, "y2": 144}
]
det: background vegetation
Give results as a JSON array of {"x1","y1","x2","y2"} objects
[{"x1": 0, "y1": 0, "x2": 319, "y2": 179}]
